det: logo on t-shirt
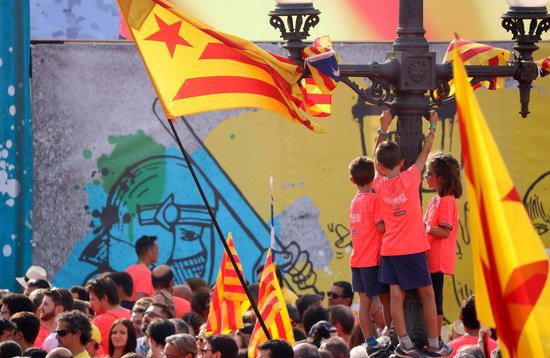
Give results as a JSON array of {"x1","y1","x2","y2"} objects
[{"x1": 383, "y1": 193, "x2": 408, "y2": 216}]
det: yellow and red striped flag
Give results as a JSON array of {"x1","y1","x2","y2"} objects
[
  {"x1": 302, "y1": 36, "x2": 339, "y2": 94},
  {"x1": 453, "y1": 46, "x2": 550, "y2": 358},
  {"x1": 443, "y1": 36, "x2": 510, "y2": 95},
  {"x1": 205, "y1": 233, "x2": 249, "y2": 335},
  {"x1": 299, "y1": 78, "x2": 332, "y2": 117},
  {"x1": 248, "y1": 250, "x2": 294, "y2": 357},
  {"x1": 117, "y1": 0, "x2": 322, "y2": 131}
]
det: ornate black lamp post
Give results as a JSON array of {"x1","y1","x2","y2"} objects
[
  {"x1": 269, "y1": 0, "x2": 549, "y2": 167},
  {"x1": 268, "y1": 0, "x2": 549, "y2": 349}
]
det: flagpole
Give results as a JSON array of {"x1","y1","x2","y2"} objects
[{"x1": 167, "y1": 117, "x2": 272, "y2": 340}]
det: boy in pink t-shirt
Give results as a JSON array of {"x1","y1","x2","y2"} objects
[
  {"x1": 348, "y1": 156, "x2": 391, "y2": 356},
  {"x1": 373, "y1": 110, "x2": 451, "y2": 357},
  {"x1": 424, "y1": 152, "x2": 462, "y2": 334}
]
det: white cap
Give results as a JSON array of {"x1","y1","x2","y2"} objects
[{"x1": 16, "y1": 265, "x2": 48, "y2": 288}]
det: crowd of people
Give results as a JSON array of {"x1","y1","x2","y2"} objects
[{"x1": 1, "y1": 112, "x2": 501, "y2": 358}]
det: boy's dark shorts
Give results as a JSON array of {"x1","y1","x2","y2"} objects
[
  {"x1": 378, "y1": 252, "x2": 432, "y2": 290},
  {"x1": 351, "y1": 266, "x2": 389, "y2": 296}
]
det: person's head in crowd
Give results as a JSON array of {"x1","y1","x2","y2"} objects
[
  {"x1": 1, "y1": 294, "x2": 34, "y2": 319},
  {"x1": 246, "y1": 284, "x2": 259, "y2": 307},
  {"x1": 45, "y1": 347, "x2": 72, "y2": 358},
  {"x1": 286, "y1": 304, "x2": 300, "y2": 327},
  {"x1": 348, "y1": 323, "x2": 364, "y2": 350},
  {"x1": 9, "y1": 311, "x2": 40, "y2": 351},
  {"x1": 24, "y1": 347, "x2": 48, "y2": 358},
  {"x1": 168, "y1": 319, "x2": 189, "y2": 334},
  {"x1": 85, "y1": 324, "x2": 101, "y2": 358},
  {"x1": 328, "y1": 305, "x2": 354, "y2": 341},
  {"x1": 164, "y1": 334, "x2": 197, "y2": 358},
  {"x1": 190, "y1": 289, "x2": 210, "y2": 320},
  {"x1": 302, "y1": 306, "x2": 329, "y2": 337},
  {"x1": 172, "y1": 285, "x2": 192, "y2": 302},
  {"x1": 151, "y1": 291, "x2": 175, "y2": 315},
  {"x1": 0, "y1": 340, "x2": 23, "y2": 358},
  {"x1": 69, "y1": 287, "x2": 89, "y2": 302},
  {"x1": 181, "y1": 312, "x2": 202, "y2": 336},
  {"x1": 146, "y1": 319, "x2": 175, "y2": 358},
  {"x1": 349, "y1": 345, "x2": 368, "y2": 358},
  {"x1": 40, "y1": 289, "x2": 74, "y2": 324},
  {"x1": 72, "y1": 300, "x2": 91, "y2": 318},
  {"x1": 141, "y1": 303, "x2": 174, "y2": 338},
  {"x1": 295, "y1": 295, "x2": 323, "y2": 323},
  {"x1": 292, "y1": 327, "x2": 307, "y2": 342},
  {"x1": 185, "y1": 278, "x2": 208, "y2": 292},
  {"x1": 16, "y1": 266, "x2": 48, "y2": 291},
  {"x1": 24, "y1": 280, "x2": 51, "y2": 297},
  {"x1": 233, "y1": 330, "x2": 250, "y2": 350},
  {"x1": 151, "y1": 265, "x2": 177, "y2": 292},
  {"x1": 106, "y1": 272, "x2": 134, "y2": 302},
  {"x1": 29, "y1": 289, "x2": 47, "y2": 316},
  {"x1": 86, "y1": 276, "x2": 120, "y2": 315},
  {"x1": 242, "y1": 310, "x2": 256, "y2": 327},
  {"x1": 307, "y1": 320, "x2": 335, "y2": 348},
  {"x1": 460, "y1": 295, "x2": 480, "y2": 332},
  {"x1": 319, "y1": 336, "x2": 350, "y2": 358},
  {"x1": 455, "y1": 345, "x2": 484, "y2": 358},
  {"x1": 293, "y1": 342, "x2": 319, "y2": 358},
  {"x1": 121, "y1": 354, "x2": 146, "y2": 358},
  {"x1": 55, "y1": 310, "x2": 92, "y2": 356},
  {"x1": 257, "y1": 339, "x2": 294, "y2": 358},
  {"x1": 318, "y1": 350, "x2": 331, "y2": 358},
  {"x1": 108, "y1": 319, "x2": 137, "y2": 358},
  {"x1": 131, "y1": 298, "x2": 152, "y2": 338},
  {"x1": 135, "y1": 236, "x2": 159, "y2": 266},
  {"x1": 327, "y1": 282, "x2": 353, "y2": 307},
  {"x1": 0, "y1": 319, "x2": 16, "y2": 342},
  {"x1": 201, "y1": 334, "x2": 238, "y2": 358}
]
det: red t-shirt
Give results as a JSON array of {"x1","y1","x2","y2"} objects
[
  {"x1": 126, "y1": 263, "x2": 154, "y2": 300},
  {"x1": 373, "y1": 165, "x2": 429, "y2": 256},
  {"x1": 35, "y1": 324, "x2": 51, "y2": 348},
  {"x1": 173, "y1": 296, "x2": 191, "y2": 318},
  {"x1": 92, "y1": 307, "x2": 132, "y2": 353},
  {"x1": 424, "y1": 195, "x2": 459, "y2": 274},
  {"x1": 448, "y1": 334, "x2": 498, "y2": 358},
  {"x1": 349, "y1": 192, "x2": 383, "y2": 267}
]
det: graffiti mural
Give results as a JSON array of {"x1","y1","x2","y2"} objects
[{"x1": 30, "y1": 41, "x2": 550, "y2": 322}]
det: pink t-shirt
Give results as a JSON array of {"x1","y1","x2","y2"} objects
[
  {"x1": 424, "y1": 195, "x2": 459, "y2": 274},
  {"x1": 448, "y1": 334, "x2": 498, "y2": 358},
  {"x1": 93, "y1": 307, "x2": 132, "y2": 353},
  {"x1": 373, "y1": 165, "x2": 429, "y2": 256},
  {"x1": 35, "y1": 324, "x2": 51, "y2": 349},
  {"x1": 349, "y1": 192, "x2": 383, "y2": 267},
  {"x1": 173, "y1": 296, "x2": 191, "y2": 318},
  {"x1": 126, "y1": 263, "x2": 154, "y2": 300}
]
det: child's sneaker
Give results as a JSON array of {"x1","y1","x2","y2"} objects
[
  {"x1": 393, "y1": 343, "x2": 425, "y2": 358},
  {"x1": 425, "y1": 340, "x2": 452, "y2": 357},
  {"x1": 366, "y1": 336, "x2": 391, "y2": 357}
]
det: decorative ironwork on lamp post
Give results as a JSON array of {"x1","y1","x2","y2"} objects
[
  {"x1": 269, "y1": 0, "x2": 549, "y2": 168},
  {"x1": 268, "y1": 0, "x2": 549, "y2": 349}
]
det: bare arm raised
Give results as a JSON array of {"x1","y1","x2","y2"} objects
[{"x1": 413, "y1": 110, "x2": 438, "y2": 171}]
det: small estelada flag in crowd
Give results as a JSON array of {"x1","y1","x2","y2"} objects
[
  {"x1": 205, "y1": 233, "x2": 249, "y2": 335},
  {"x1": 452, "y1": 46, "x2": 550, "y2": 358},
  {"x1": 248, "y1": 249, "x2": 294, "y2": 358},
  {"x1": 302, "y1": 36, "x2": 340, "y2": 94},
  {"x1": 117, "y1": 0, "x2": 324, "y2": 131},
  {"x1": 442, "y1": 35, "x2": 510, "y2": 95},
  {"x1": 299, "y1": 78, "x2": 332, "y2": 117}
]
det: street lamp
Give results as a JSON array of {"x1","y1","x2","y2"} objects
[
  {"x1": 268, "y1": 0, "x2": 549, "y2": 349},
  {"x1": 268, "y1": 0, "x2": 549, "y2": 167}
]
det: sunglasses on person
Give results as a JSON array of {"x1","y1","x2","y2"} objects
[
  {"x1": 54, "y1": 329, "x2": 71, "y2": 337},
  {"x1": 326, "y1": 291, "x2": 346, "y2": 299}
]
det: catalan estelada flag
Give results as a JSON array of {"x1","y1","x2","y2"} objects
[
  {"x1": 302, "y1": 36, "x2": 339, "y2": 94},
  {"x1": 453, "y1": 46, "x2": 550, "y2": 358},
  {"x1": 117, "y1": 0, "x2": 322, "y2": 131},
  {"x1": 205, "y1": 233, "x2": 249, "y2": 335},
  {"x1": 248, "y1": 250, "x2": 294, "y2": 357},
  {"x1": 299, "y1": 78, "x2": 332, "y2": 117},
  {"x1": 444, "y1": 36, "x2": 510, "y2": 94}
]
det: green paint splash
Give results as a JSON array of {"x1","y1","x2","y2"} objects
[
  {"x1": 96, "y1": 130, "x2": 166, "y2": 241},
  {"x1": 83, "y1": 149, "x2": 92, "y2": 159}
]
